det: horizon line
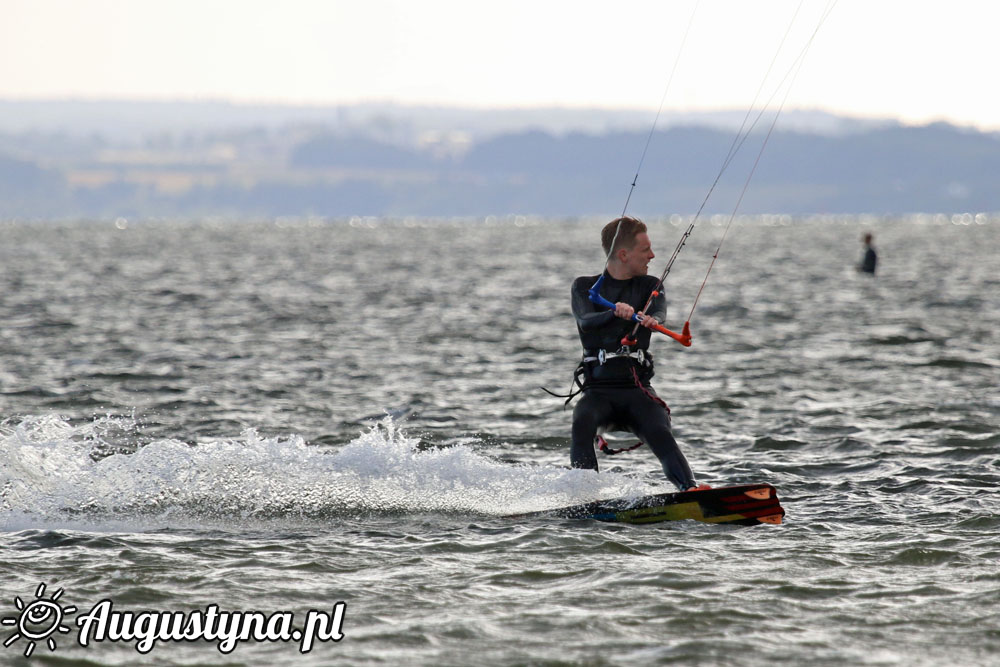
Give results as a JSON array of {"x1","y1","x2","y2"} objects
[{"x1": 0, "y1": 96, "x2": 996, "y2": 134}]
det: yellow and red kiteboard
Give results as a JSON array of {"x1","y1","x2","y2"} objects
[{"x1": 511, "y1": 483, "x2": 785, "y2": 526}]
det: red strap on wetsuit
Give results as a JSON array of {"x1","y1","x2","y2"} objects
[
  {"x1": 630, "y1": 366, "x2": 670, "y2": 415},
  {"x1": 596, "y1": 435, "x2": 644, "y2": 455}
]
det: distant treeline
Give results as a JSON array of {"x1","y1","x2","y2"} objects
[{"x1": 2, "y1": 120, "x2": 998, "y2": 218}]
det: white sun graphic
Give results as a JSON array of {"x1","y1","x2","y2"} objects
[{"x1": 2, "y1": 583, "x2": 78, "y2": 658}]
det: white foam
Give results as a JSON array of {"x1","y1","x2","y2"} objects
[{"x1": 1, "y1": 415, "x2": 653, "y2": 530}]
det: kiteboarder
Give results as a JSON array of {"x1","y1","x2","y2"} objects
[
  {"x1": 570, "y1": 216, "x2": 707, "y2": 491},
  {"x1": 859, "y1": 232, "x2": 877, "y2": 275}
]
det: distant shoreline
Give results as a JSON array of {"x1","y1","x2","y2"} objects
[{"x1": 1, "y1": 102, "x2": 997, "y2": 218}]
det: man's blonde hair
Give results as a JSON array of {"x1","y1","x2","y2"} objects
[{"x1": 601, "y1": 216, "x2": 647, "y2": 256}]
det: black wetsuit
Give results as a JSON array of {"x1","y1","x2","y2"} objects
[
  {"x1": 570, "y1": 271, "x2": 696, "y2": 490},
  {"x1": 860, "y1": 246, "x2": 877, "y2": 274}
]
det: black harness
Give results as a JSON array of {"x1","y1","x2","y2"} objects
[{"x1": 542, "y1": 346, "x2": 655, "y2": 406}]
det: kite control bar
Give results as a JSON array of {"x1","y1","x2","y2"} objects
[{"x1": 588, "y1": 276, "x2": 692, "y2": 347}]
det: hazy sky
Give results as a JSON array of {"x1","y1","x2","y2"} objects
[{"x1": 3, "y1": 0, "x2": 998, "y2": 129}]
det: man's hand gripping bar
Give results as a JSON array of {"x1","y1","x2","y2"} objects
[{"x1": 588, "y1": 276, "x2": 692, "y2": 347}]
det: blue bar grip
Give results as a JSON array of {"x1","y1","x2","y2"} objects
[{"x1": 588, "y1": 275, "x2": 642, "y2": 322}]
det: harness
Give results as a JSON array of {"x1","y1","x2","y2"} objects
[
  {"x1": 583, "y1": 348, "x2": 648, "y2": 366},
  {"x1": 542, "y1": 345, "x2": 672, "y2": 456},
  {"x1": 544, "y1": 345, "x2": 659, "y2": 398}
]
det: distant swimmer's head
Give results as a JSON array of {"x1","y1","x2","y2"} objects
[{"x1": 603, "y1": 216, "x2": 654, "y2": 278}]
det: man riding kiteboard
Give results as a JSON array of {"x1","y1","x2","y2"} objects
[{"x1": 569, "y1": 216, "x2": 709, "y2": 492}]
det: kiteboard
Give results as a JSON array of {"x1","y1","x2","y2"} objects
[{"x1": 510, "y1": 483, "x2": 785, "y2": 526}]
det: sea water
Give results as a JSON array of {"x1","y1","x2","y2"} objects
[{"x1": 1, "y1": 215, "x2": 998, "y2": 665}]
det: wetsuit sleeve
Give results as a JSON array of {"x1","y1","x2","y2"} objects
[
  {"x1": 646, "y1": 287, "x2": 667, "y2": 324},
  {"x1": 571, "y1": 277, "x2": 616, "y2": 332}
]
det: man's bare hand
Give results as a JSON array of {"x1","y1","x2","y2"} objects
[
  {"x1": 637, "y1": 312, "x2": 658, "y2": 329},
  {"x1": 614, "y1": 302, "x2": 635, "y2": 320}
]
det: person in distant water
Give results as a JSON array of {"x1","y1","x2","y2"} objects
[
  {"x1": 568, "y1": 217, "x2": 707, "y2": 491},
  {"x1": 859, "y1": 232, "x2": 877, "y2": 275}
]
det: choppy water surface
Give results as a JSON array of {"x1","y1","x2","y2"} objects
[{"x1": 1, "y1": 215, "x2": 998, "y2": 665}]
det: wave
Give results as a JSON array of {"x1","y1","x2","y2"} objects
[
  {"x1": 0, "y1": 415, "x2": 650, "y2": 530},
  {"x1": 918, "y1": 357, "x2": 995, "y2": 370}
]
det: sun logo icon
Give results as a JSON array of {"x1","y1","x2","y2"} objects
[{"x1": 2, "y1": 583, "x2": 78, "y2": 658}]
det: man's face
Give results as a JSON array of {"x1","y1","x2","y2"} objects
[{"x1": 621, "y1": 232, "x2": 655, "y2": 277}]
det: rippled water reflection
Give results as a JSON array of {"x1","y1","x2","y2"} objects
[{"x1": 1, "y1": 216, "x2": 998, "y2": 665}]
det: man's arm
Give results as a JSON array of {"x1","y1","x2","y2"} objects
[{"x1": 571, "y1": 277, "x2": 617, "y2": 332}]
